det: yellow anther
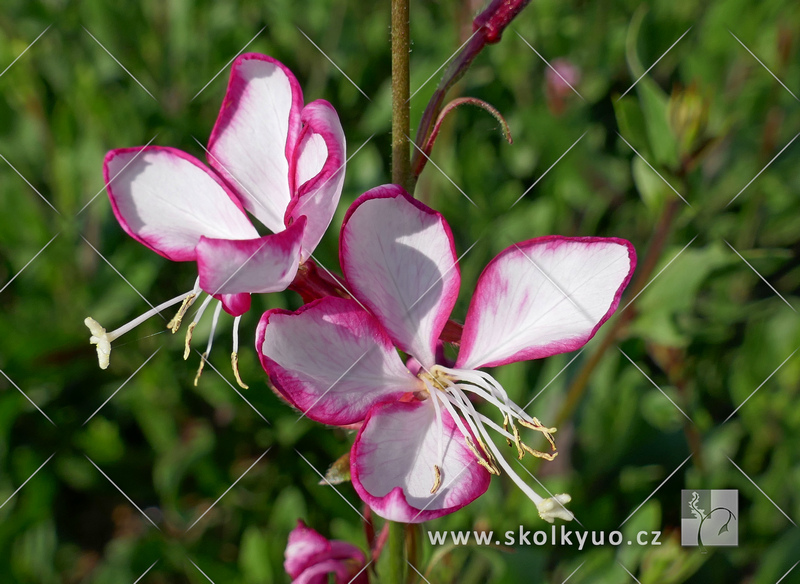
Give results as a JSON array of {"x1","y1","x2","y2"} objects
[
  {"x1": 194, "y1": 352, "x2": 207, "y2": 387},
  {"x1": 503, "y1": 414, "x2": 513, "y2": 447},
  {"x1": 476, "y1": 458, "x2": 501, "y2": 475},
  {"x1": 167, "y1": 293, "x2": 197, "y2": 333},
  {"x1": 183, "y1": 322, "x2": 197, "y2": 360},
  {"x1": 431, "y1": 465, "x2": 442, "y2": 494},
  {"x1": 518, "y1": 418, "x2": 557, "y2": 434},
  {"x1": 518, "y1": 418, "x2": 558, "y2": 451},
  {"x1": 521, "y1": 443, "x2": 558, "y2": 461},
  {"x1": 232, "y1": 352, "x2": 249, "y2": 389},
  {"x1": 513, "y1": 424, "x2": 524, "y2": 460},
  {"x1": 465, "y1": 436, "x2": 501, "y2": 475},
  {"x1": 476, "y1": 435, "x2": 499, "y2": 468}
]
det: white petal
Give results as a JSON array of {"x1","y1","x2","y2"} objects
[
  {"x1": 105, "y1": 146, "x2": 258, "y2": 261},
  {"x1": 196, "y1": 216, "x2": 305, "y2": 296},
  {"x1": 457, "y1": 237, "x2": 636, "y2": 369},
  {"x1": 351, "y1": 399, "x2": 491, "y2": 523},
  {"x1": 207, "y1": 54, "x2": 304, "y2": 233},
  {"x1": 287, "y1": 100, "x2": 346, "y2": 260},
  {"x1": 257, "y1": 297, "x2": 419, "y2": 426},
  {"x1": 341, "y1": 186, "x2": 460, "y2": 368}
]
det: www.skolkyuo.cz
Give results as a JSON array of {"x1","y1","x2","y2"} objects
[{"x1": 428, "y1": 525, "x2": 663, "y2": 550}]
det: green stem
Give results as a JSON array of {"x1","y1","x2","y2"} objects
[
  {"x1": 386, "y1": 520, "x2": 407, "y2": 584},
  {"x1": 391, "y1": 0, "x2": 412, "y2": 192}
]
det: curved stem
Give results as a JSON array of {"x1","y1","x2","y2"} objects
[{"x1": 409, "y1": 0, "x2": 531, "y2": 188}]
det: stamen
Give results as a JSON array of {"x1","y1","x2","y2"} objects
[
  {"x1": 232, "y1": 353, "x2": 249, "y2": 389},
  {"x1": 166, "y1": 278, "x2": 201, "y2": 332},
  {"x1": 513, "y1": 423, "x2": 524, "y2": 460},
  {"x1": 183, "y1": 322, "x2": 197, "y2": 360},
  {"x1": 475, "y1": 435, "x2": 499, "y2": 469},
  {"x1": 448, "y1": 395, "x2": 502, "y2": 473},
  {"x1": 422, "y1": 378, "x2": 445, "y2": 470},
  {"x1": 438, "y1": 394, "x2": 499, "y2": 474},
  {"x1": 183, "y1": 294, "x2": 215, "y2": 359},
  {"x1": 418, "y1": 365, "x2": 572, "y2": 518},
  {"x1": 195, "y1": 302, "x2": 222, "y2": 386},
  {"x1": 464, "y1": 437, "x2": 500, "y2": 475},
  {"x1": 503, "y1": 414, "x2": 513, "y2": 447},
  {"x1": 521, "y1": 443, "x2": 558, "y2": 461},
  {"x1": 231, "y1": 315, "x2": 249, "y2": 389},
  {"x1": 518, "y1": 418, "x2": 558, "y2": 451},
  {"x1": 194, "y1": 352, "x2": 208, "y2": 387},
  {"x1": 167, "y1": 292, "x2": 197, "y2": 333},
  {"x1": 430, "y1": 465, "x2": 441, "y2": 494}
]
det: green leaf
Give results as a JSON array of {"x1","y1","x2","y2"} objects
[
  {"x1": 638, "y1": 78, "x2": 679, "y2": 169},
  {"x1": 630, "y1": 243, "x2": 734, "y2": 345},
  {"x1": 631, "y1": 156, "x2": 673, "y2": 213},
  {"x1": 614, "y1": 96, "x2": 650, "y2": 152}
]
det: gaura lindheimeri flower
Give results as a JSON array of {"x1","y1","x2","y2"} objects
[
  {"x1": 257, "y1": 185, "x2": 636, "y2": 523},
  {"x1": 284, "y1": 520, "x2": 369, "y2": 584},
  {"x1": 84, "y1": 53, "x2": 345, "y2": 385}
]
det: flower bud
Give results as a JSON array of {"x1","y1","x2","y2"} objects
[{"x1": 667, "y1": 83, "x2": 709, "y2": 157}]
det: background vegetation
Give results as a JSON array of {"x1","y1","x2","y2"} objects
[{"x1": 1, "y1": 0, "x2": 798, "y2": 582}]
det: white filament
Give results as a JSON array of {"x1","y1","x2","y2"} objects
[{"x1": 422, "y1": 365, "x2": 568, "y2": 511}]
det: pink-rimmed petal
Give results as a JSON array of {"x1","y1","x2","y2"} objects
[
  {"x1": 285, "y1": 520, "x2": 331, "y2": 579},
  {"x1": 457, "y1": 236, "x2": 636, "y2": 370},
  {"x1": 104, "y1": 146, "x2": 257, "y2": 261},
  {"x1": 196, "y1": 216, "x2": 305, "y2": 296},
  {"x1": 293, "y1": 560, "x2": 366, "y2": 584},
  {"x1": 256, "y1": 297, "x2": 419, "y2": 425},
  {"x1": 285, "y1": 520, "x2": 366, "y2": 582},
  {"x1": 340, "y1": 186, "x2": 460, "y2": 368},
  {"x1": 208, "y1": 53, "x2": 304, "y2": 234},
  {"x1": 286, "y1": 100, "x2": 346, "y2": 260},
  {"x1": 351, "y1": 400, "x2": 491, "y2": 523}
]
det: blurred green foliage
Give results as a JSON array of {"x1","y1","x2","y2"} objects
[{"x1": 1, "y1": 0, "x2": 799, "y2": 582}]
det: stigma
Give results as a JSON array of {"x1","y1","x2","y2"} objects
[{"x1": 84, "y1": 278, "x2": 248, "y2": 388}]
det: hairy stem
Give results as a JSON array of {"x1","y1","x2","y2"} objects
[{"x1": 392, "y1": 0, "x2": 412, "y2": 192}]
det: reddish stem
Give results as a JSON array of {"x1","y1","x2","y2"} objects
[
  {"x1": 410, "y1": 0, "x2": 531, "y2": 185},
  {"x1": 371, "y1": 522, "x2": 391, "y2": 563},
  {"x1": 288, "y1": 259, "x2": 351, "y2": 303}
]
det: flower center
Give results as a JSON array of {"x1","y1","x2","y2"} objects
[{"x1": 416, "y1": 364, "x2": 574, "y2": 523}]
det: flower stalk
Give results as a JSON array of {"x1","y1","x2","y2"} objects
[
  {"x1": 391, "y1": 0, "x2": 412, "y2": 192},
  {"x1": 386, "y1": 520, "x2": 407, "y2": 584},
  {"x1": 388, "y1": 0, "x2": 413, "y2": 580}
]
